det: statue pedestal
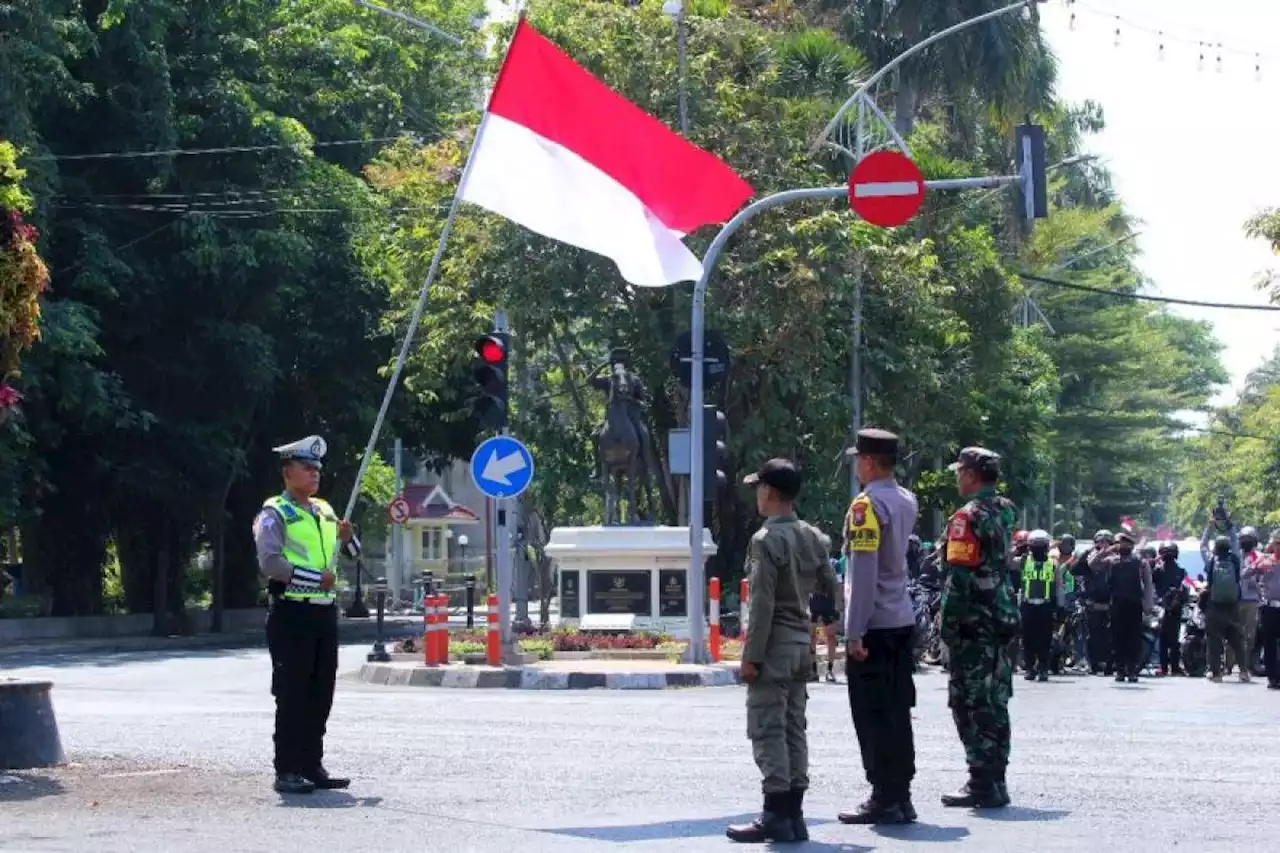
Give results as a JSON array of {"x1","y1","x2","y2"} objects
[{"x1": 545, "y1": 526, "x2": 717, "y2": 638}]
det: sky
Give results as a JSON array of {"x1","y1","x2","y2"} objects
[
  {"x1": 1036, "y1": 0, "x2": 1280, "y2": 400},
  {"x1": 480, "y1": 1, "x2": 1279, "y2": 397}
]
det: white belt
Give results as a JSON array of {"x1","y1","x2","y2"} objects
[
  {"x1": 1024, "y1": 598, "x2": 1047, "y2": 605},
  {"x1": 1267, "y1": 600, "x2": 1280, "y2": 609}
]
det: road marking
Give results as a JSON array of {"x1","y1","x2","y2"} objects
[
  {"x1": 99, "y1": 769, "x2": 185, "y2": 779},
  {"x1": 853, "y1": 181, "x2": 921, "y2": 198}
]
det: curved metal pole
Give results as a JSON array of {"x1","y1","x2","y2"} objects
[
  {"x1": 810, "y1": 0, "x2": 1036, "y2": 154},
  {"x1": 685, "y1": 186, "x2": 845, "y2": 664}
]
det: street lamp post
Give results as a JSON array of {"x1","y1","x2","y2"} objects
[{"x1": 458, "y1": 533, "x2": 469, "y2": 575}]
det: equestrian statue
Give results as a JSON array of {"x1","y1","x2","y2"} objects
[{"x1": 588, "y1": 348, "x2": 654, "y2": 526}]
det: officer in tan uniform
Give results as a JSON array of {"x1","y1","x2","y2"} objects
[
  {"x1": 727, "y1": 459, "x2": 836, "y2": 844},
  {"x1": 837, "y1": 428, "x2": 921, "y2": 826}
]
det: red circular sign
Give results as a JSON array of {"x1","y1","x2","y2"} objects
[
  {"x1": 388, "y1": 496, "x2": 411, "y2": 524},
  {"x1": 848, "y1": 151, "x2": 926, "y2": 228}
]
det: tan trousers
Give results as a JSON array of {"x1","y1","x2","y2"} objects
[{"x1": 1227, "y1": 601, "x2": 1259, "y2": 671}]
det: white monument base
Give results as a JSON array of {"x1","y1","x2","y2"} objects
[{"x1": 545, "y1": 526, "x2": 717, "y2": 638}]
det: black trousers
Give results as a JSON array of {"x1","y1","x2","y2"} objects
[
  {"x1": 1086, "y1": 607, "x2": 1112, "y2": 673},
  {"x1": 1111, "y1": 599, "x2": 1144, "y2": 677},
  {"x1": 846, "y1": 626, "x2": 916, "y2": 802},
  {"x1": 1262, "y1": 605, "x2": 1280, "y2": 685},
  {"x1": 1020, "y1": 602, "x2": 1054, "y2": 675},
  {"x1": 1159, "y1": 606, "x2": 1182, "y2": 671},
  {"x1": 267, "y1": 600, "x2": 339, "y2": 775}
]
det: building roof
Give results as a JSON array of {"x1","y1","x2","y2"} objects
[{"x1": 401, "y1": 483, "x2": 481, "y2": 524}]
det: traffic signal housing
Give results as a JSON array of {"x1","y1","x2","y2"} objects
[
  {"x1": 471, "y1": 332, "x2": 509, "y2": 429},
  {"x1": 1015, "y1": 123, "x2": 1048, "y2": 221},
  {"x1": 702, "y1": 404, "x2": 729, "y2": 498}
]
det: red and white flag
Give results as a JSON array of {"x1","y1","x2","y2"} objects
[{"x1": 459, "y1": 20, "x2": 753, "y2": 286}]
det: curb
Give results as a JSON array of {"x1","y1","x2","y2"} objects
[{"x1": 357, "y1": 663, "x2": 742, "y2": 690}]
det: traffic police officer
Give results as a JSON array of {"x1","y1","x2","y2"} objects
[
  {"x1": 836, "y1": 428, "x2": 920, "y2": 826},
  {"x1": 727, "y1": 459, "x2": 835, "y2": 844},
  {"x1": 253, "y1": 435, "x2": 357, "y2": 794},
  {"x1": 1018, "y1": 530, "x2": 1062, "y2": 682},
  {"x1": 940, "y1": 447, "x2": 1018, "y2": 809}
]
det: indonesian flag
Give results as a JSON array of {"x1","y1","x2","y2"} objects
[{"x1": 459, "y1": 20, "x2": 754, "y2": 286}]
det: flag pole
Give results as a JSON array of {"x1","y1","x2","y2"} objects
[{"x1": 343, "y1": 17, "x2": 525, "y2": 521}]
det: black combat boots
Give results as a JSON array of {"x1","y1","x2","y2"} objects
[
  {"x1": 941, "y1": 771, "x2": 1007, "y2": 809},
  {"x1": 726, "y1": 792, "x2": 797, "y2": 844}
]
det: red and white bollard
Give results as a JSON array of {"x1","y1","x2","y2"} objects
[
  {"x1": 486, "y1": 593, "x2": 500, "y2": 667},
  {"x1": 423, "y1": 596, "x2": 436, "y2": 666},
  {"x1": 709, "y1": 577, "x2": 722, "y2": 662},
  {"x1": 434, "y1": 595, "x2": 449, "y2": 666},
  {"x1": 739, "y1": 578, "x2": 750, "y2": 644}
]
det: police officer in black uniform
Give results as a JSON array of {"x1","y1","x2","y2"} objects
[
  {"x1": 1153, "y1": 542, "x2": 1188, "y2": 675},
  {"x1": 253, "y1": 436, "x2": 359, "y2": 794}
]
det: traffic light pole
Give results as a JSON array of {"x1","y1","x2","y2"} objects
[
  {"x1": 491, "y1": 310, "x2": 516, "y2": 661},
  {"x1": 685, "y1": 173, "x2": 1029, "y2": 664}
]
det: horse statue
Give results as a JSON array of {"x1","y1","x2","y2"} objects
[{"x1": 595, "y1": 362, "x2": 653, "y2": 525}]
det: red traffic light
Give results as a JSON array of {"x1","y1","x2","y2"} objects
[{"x1": 475, "y1": 335, "x2": 506, "y2": 365}]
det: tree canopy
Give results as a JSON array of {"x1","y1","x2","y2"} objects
[{"x1": 0, "y1": 0, "x2": 1230, "y2": 616}]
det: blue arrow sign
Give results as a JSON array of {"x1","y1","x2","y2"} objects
[{"x1": 469, "y1": 435, "x2": 535, "y2": 500}]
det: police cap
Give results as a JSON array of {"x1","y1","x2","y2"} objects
[
  {"x1": 742, "y1": 458, "x2": 802, "y2": 499},
  {"x1": 273, "y1": 435, "x2": 327, "y2": 469},
  {"x1": 948, "y1": 446, "x2": 1001, "y2": 476},
  {"x1": 1116, "y1": 530, "x2": 1136, "y2": 544},
  {"x1": 845, "y1": 427, "x2": 900, "y2": 458}
]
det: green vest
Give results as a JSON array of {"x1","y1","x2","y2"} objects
[
  {"x1": 264, "y1": 494, "x2": 339, "y2": 602},
  {"x1": 1061, "y1": 564, "x2": 1076, "y2": 595},
  {"x1": 1022, "y1": 557, "x2": 1054, "y2": 602}
]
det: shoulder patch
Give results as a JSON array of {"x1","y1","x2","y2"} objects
[
  {"x1": 946, "y1": 510, "x2": 981, "y2": 567},
  {"x1": 846, "y1": 495, "x2": 881, "y2": 553}
]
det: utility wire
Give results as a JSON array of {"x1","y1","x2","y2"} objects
[
  {"x1": 1018, "y1": 272, "x2": 1280, "y2": 312},
  {"x1": 30, "y1": 135, "x2": 409, "y2": 163}
]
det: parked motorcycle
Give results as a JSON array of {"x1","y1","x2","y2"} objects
[
  {"x1": 1181, "y1": 593, "x2": 1207, "y2": 678},
  {"x1": 908, "y1": 580, "x2": 941, "y2": 667}
]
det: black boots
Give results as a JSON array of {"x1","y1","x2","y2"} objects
[
  {"x1": 726, "y1": 792, "x2": 797, "y2": 844},
  {"x1": 837, "y1": 786, "x2": 916, "y2": 826},
  {"x1": 791, "y1": 788, "x2": 809, "y2": 841},
  {"x1": 304, "y1": 766, "x2": 351, "y2": 790},
  {"x1": 941, "y1": 771, "x2": 1007, "y2": 809}
]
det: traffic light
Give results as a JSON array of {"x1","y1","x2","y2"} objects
[
  {"x1": 702, "y1": 404, "x2": 729, "y2": 498},
  {"x1": 471, "y1": 332, "x2": 509, "y2": 429}
]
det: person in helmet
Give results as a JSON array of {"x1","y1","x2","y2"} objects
[
  {"x1": 1075, "y1": 530, "x2": 1116, "y2": 676},
  {"x1": 1090, "y1": 531, "x2": 1154, "y2": 682},
  {"x1": 1018, "y1": 530, "x2": 1061, "y2": 682},
  {"x1": 1254, "y1": 531, "x2": 1280, "y2": 689},
  {"x1": 1153, "y1": 541, "x2": 1188, "y2": 675},
  {"x1": 1199, "y1": 512, "x2": 1248, "y2": 683},
  {"x1": 1012, "y1": 530, "x2": 1030, "y2": 563},
  {"x1": 1233, "y1": 526, "x2": 1263, "y2": 675},
  {"x1": 1139, "y1": 543, "x2": 1158, "y2": 572}
]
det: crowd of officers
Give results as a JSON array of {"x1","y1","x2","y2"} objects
[
  {"x1": 728, "y1": 431, "x2": 1017, "y2": 843},
  {"x1": 728, "y1": 428, "x2": 1280, "y2": 844}
]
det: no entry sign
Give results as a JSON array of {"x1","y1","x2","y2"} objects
[{"x1": 848, "y1": 151, "x2": 926, "y2": 227}]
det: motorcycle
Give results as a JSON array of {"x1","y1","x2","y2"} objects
[
  {"x1": 1051, "y1": 599, "x2": 1089, "y2": 673},
  {"x1": 908, "y1": 580, "x2": 942, "y2": 667},
  {"x1": 1140, "y1": 603, "x2": 1162, "y2": 673},
  {"x1": 1180, "y1": 593, "x2": 1207, "y2": 678}
]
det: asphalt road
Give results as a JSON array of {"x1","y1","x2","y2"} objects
[{"x1": 1, "y1": 645, "x2": 1274, "y2": 853}]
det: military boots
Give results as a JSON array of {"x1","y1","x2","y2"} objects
[
  {"x1": 941, "y1": 771, "x2": 1007, "y2": 809},
  {"x1": 726, "y1": 793, "x2": 797, "y2": 844}
]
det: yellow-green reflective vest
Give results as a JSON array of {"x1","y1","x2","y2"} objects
[
  {"x1": 1022, "y1": 557, "x2": 1054, "y2": 602},
  {"x1": 1061, "y1": 564, "x2": 1076, "y2": 595},
  {"x1": 264, "y1": 494, "x2": 338, "y2": 602}
]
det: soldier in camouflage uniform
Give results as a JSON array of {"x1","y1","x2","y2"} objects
[
  {"x1": 727, "y1": 459, "x2": 837, "y2": 844},
  {"x1": 939, "y1": 447, "x2": 1019, "y2": 809}
]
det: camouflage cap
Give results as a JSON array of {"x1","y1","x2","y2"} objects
[{"x1": 948, "y1": 446, "x2": 1001, "y2": 476}]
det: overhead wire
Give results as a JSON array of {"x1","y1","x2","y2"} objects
[
  {"x1": 29, "y1": 135, "x2": 410, "y2": 163},
  {"x1": 1018, "y1": 272, "x2": 1280, "y2": 312}
]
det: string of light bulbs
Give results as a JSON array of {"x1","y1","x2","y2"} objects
[{"x1": 1061, "y1": 0, "x2": 1280, "y2": 80}]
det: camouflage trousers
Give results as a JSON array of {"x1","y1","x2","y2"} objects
[
  {"x1": 946, "y1": 637, "x2": 1013, "y2": 779},
  {"x1": 746, "y1": 642, "x2": 812, "y2": 795}
]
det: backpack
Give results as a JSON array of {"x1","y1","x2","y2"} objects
[{"x1": 1209, "y1": 556, "x2": 1240, "y2": 605}]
